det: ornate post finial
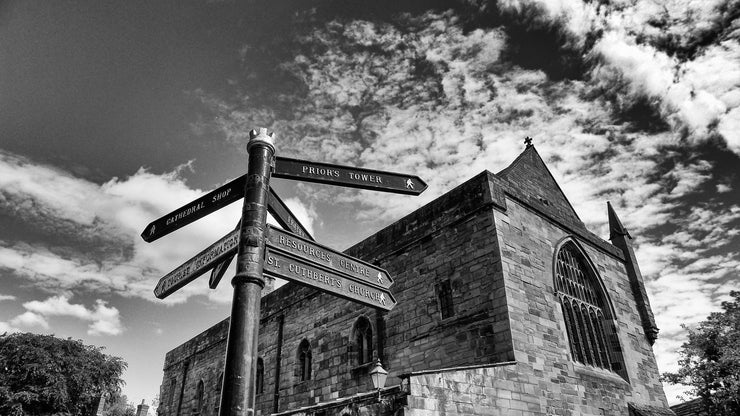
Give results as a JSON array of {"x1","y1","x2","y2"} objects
[
  {"x1": 248, "y1": 128, "x2": 275, "y2": 153},
  {"x1": 524, "y1": 136, "x2": 533, "y2": 148}
]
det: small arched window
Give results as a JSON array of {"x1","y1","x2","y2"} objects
[
  {"x1": 194, "y1": 379, "x2": 205, "y2": 415},
  {"x1": 298, "y1": 339, "x2": 312, "y2": 381},
  {"x1": 354, "y1": 317, "x2": 373, "y2": 365},
  {"x1": 256, "y1": 357, "x2": 264, "y2": 394},
  {"x1": 555, "y1": 240, "x2": 627, "y2": 378},
  {"x1": 435, "y1": 279, "x2": 454, "y2": 319}
]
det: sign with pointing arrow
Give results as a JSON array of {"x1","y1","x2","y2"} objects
[
  {"x1": 154, "y1": 229, "x2": 239, "y2": 299},
  {"x1": 264, "y1": 248, "x2": 396, "y2": 311},
  {"x1": 141, "y1": 173, "x2": 313, "y2": 244},
  {"x1": 141, "y1": 176, "x2": 245, "y2": 243},
  {"x1": 273, "y1": 157, "x2": 427, "y2": 195},
  {"x1": 266, "y1": 225, "x2": 392, "y2": 290}
]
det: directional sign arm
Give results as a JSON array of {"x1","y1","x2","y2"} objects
[
  {"x1": 273, "y1": 157, "x2": 427, "y2": 195},
  {"x1": 264, "y1": 248, "x2": 396, "y2": 311},
  {"x1": 267, "y1": 187, "x2": 314, "y2": 241},
  {"x1": 141, "y1": 175, "x2": 246, "y2": 242},
  {"x1": 153, "y1": 229, "x2": 239, "y2": 299},
  {"x1": 266, "y1": 225, "x2": 393, "y2": 289}
]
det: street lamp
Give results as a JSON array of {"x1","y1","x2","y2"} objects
[{"x1": 369, "y1": 359, "x2": 388, "y2": 399}]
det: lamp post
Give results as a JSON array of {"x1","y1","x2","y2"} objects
[{"x1": 369, "y1": 360, "x2": 388, "y2": 400}]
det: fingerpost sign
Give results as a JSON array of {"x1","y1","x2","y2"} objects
[{"x1": 139, "y1": 128, "x2": 426, "y2": 416}]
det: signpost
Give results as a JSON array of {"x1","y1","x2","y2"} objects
[
  {"x1": 210, "y1": 186, "x2": 313, "y2": 291},
  {"x1": 140, "y1": 127, "x2": 426, "y2": 416},
  {"x1": 264, "y1": 248, "x2": 396, "y2": 311},
  {"x1": 273, "y1": 156, "x2": 428, "y2": 195},
  {"x1": 219, "y1": 129, "x2": 274, "y2": 416}
]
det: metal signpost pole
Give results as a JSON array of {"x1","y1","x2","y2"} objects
[{"x1": 219, "y1": 128, "x2": 275, "y2": 416}]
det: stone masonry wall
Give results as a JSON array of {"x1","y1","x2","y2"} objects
[
  {"x1": 490, "y1": 191, "x2": 670, "y2": 414},
  {"x1": 160, "y1": 319, "x2": 228, "y2": 416},
  {"x1": 258, "y1": 172, "x2": 509, "y2": 413},
  {"x1": 403, "y1": 363, "x2": 546, "y2": 416},
  {"x1": 159, "y1": 172, "x2": 512, "y2": 416}
]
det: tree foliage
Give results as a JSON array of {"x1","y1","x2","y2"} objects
[
  {"x1": 663, "y1": 291, "x2": 740, "y2": 415},
  {"x1": 102, "y1": 393, "x2": 135, "y2": 416},
  {"x1": 0, "y1": 332, "x2": 127, "y2": 416}
]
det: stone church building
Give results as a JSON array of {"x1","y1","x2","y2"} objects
[{"x1": 158, "y1": 144, "x2": 674, "y2": 416}]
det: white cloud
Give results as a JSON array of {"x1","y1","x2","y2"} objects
[
  {"x1": 17, "y1": 295, "x2": 124, "y2": 336},
  {"x1": 10, "y1": 311, "x2": 49, "y2": 329},
  {"x1": 0, "y1": 294, "x2": 16, "y2": 302},
  {"x1": 0, "y1": 150, "x2": 242, "y2": 305},
  {"x1": 716, "y1": 183, "x2": 731, "y2": 193}
]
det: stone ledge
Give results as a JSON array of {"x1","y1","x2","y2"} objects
[
  {"x1": 399, "y1": 360, "x2": 518, "y2": 378},
  {"x1": 272, "y1": 385, "x2": 404, "y2": 416},
  {"x1": 573, "y1": 362, "x2": 631, "y2": 387}
]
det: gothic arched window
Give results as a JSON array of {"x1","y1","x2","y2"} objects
[
  {"x1": 354, "y1": 317, "x2": 373, "y2": 365},
  {"x1": 555, "y1": 240, "x2": 627, "y2": 378},
  {"x1": 256, "y1": 357, "x2": 264, "y2": 394},
  {"x1": 298, "y1": 339, "x2": 312, "y2": 381}
]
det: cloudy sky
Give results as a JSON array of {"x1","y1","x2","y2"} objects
[{"x1": 1, "y1": 0, "x2": 738, "y2": 408}]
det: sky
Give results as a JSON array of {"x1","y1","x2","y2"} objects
[{"x1": 0, "y1": 0, "x2": 738, "y2": 410}]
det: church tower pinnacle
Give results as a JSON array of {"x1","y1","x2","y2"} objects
[{"x1": 607, "y1": 202, "x2": 659, "y2": 345}]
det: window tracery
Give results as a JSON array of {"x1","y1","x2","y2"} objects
[{"x1": 555, "y1": 241, "x2": 626, "y2": 378}]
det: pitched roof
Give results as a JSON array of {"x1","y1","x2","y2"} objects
[{"x1": 495, "y1": 144, "x2": 585, "y2": 231}]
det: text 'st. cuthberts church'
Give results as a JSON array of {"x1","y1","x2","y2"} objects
[{"x1": 157, "y1": 143, "x2": 674, "y2": 416}]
